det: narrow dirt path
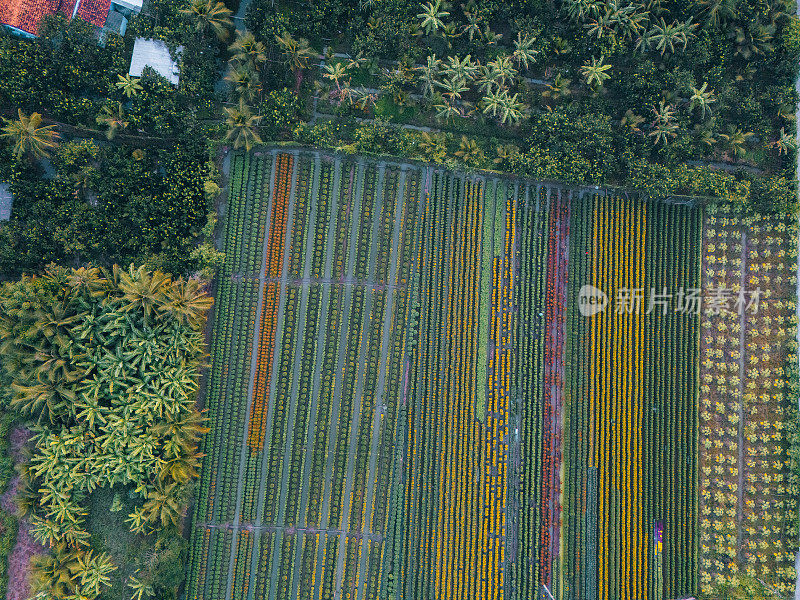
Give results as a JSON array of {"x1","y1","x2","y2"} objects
[
  {"x1": 355, "y1": 168, "x2": 407, "y2": 598},
  {"x1": 224, "y1": 151, "x2": 285, "y2": 600},
  {"x1": 312, "y1": 161, "x2": 364, "y2": 600}
]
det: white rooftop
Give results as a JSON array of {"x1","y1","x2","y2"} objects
[
  {"x1": 128, "y1": 38, "x2": 182, "y2": 85},
  {"x1": 0, "y1": 183, "x2": 12, "y2": 221},
  {"x1": 112, "y1": 0, "x2": 143, "y2": 11}
]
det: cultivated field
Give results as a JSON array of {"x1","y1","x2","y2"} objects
[{"x1": 186, "y1": 149, "x2": 798, "y2": 600}]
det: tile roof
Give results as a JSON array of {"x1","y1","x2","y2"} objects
[
  {"x1": 0, "y1": 0, "x2": 109, "y2": 35},
  {"x1": 75, "y1": 0, "x2": 109, "y2": 28}
]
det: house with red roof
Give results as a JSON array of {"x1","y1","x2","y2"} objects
[{"x1": 0, "y1": 0, "x2": 140, "y2": 37}]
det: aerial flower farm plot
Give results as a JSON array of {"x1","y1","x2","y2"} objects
[{"x1": 187, "y1": 148, "x2": 798, "y2": 600}]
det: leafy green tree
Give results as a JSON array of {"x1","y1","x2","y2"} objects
[{"x1": 1, "y1": 109, "x2": 59, "y2": 159}]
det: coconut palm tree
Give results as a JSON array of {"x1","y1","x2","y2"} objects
[
  {"x1": 119, "y1": 265, "x2": 172, "y2": 319},
  {"x1": 417, "y1": 0, "x2": 450, "y2": 36},
  {"x1": 455, "y1": 136, "x2": 484, "y2": 165},
  {"x1": 142, "y1": 479, "x2": 185, "y2": 528},
  {"x1": 1, "y1": 109, "x2": 59, "y2": 159},
  {"x1": 225, "y1": 65, "x2": 261, "y2": 102},
  {"x1": 275, "y1": 32, "x2": 317, "y2": 92},
  {"x1": 718, "y1": 125, "x2": 753, "y2": 157},
  {"x1": 688, "y1": 82, "x2": 716, "y2": 119},
  {"x1": 229, "y1": 31, "x2": 266, "y2": 70},
  {"x1": 323, "y1": 62, "x2": 350, "y2": 90},
  {"x1": 639, "y1": 17, "x2": 697, "y2": 55},
  {"x1": 115, "y1": 74, "x2": 143, "y2": 98},
  {"x1": 180, "y1": 0, "x2": 233, "y2": 41},
  {"x1": 580, "y1": 55, "x2": 612, "y2": 88},
  {"x1": 159, "y1": 277, "x2": 213, "y2": 328},
  {"x1": 96, "y1": 102, "x2": 129, "y2": 140},
  {"x1": 223, "y1": 100, "x2": 263, "y2": 151}
]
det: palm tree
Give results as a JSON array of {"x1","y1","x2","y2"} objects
[
  {"x1": 275, "y1": 32, "x2": 317, "y2": 92},
  {"x1": 229, "y1": 31, "x2": 266, "y2": 70},
  {"x1": 417, "y1": 131, "x2": 446, "y2": 161},
  {"x1": 493, "y1": 144, "x2": 519, "y2": 165},
  {"x1": 323, "y1": 62, "x2": 350, "y2": 90},
  {"x1": 223, "y1": 100, "x2": 263, "y2": 151},
  {"x1": 512, "y1": 31, "x2": 539, "y2": 70},
  {"x1": 159, "y1": 277, "x2": 213, "y2": 328},
  {"x1": 73, "y1": 549, "x2": 115, "y2": 598},
  {"x1": 688, "y1": 82, "x2": 716, "y2": 119},
  {"x1": 142, "y1": 480, "x2": 185, "y2": 528},
  {"x1": 1, "y1": 109, "x2": 59, "y2": 159},
  {"x1": 455, "y1": 136, "x2": 484, "y2": 165},
  {"x1": 225, "y1": 65, "x2": 261, "y2": 102},
  {"x1": 416, "y1": 54, "x2": 442, "y2": 98},
  {"x1": 648, "y1": 101, "x2": 678, "y2": 146},
  {"x1": 128, "y1": 573, "x2": 155, "y2": 600},
  {"x1": 620, "y1": 109, "x2": 645, "y2": 134},
  {"x1": 180, "y1": 0, "x2": 233, "y2": 41},
  {"x1": 768, "y1": 128, "x2": 797, "y2": 156},
  {"x1": 30, "y1": 542, "x2": 83, "y2": 598},
  {"x1": 115, "y1": 74, "x2": 143, "y2": 98},
  {"x1": 718, "y1": 125, "x2": 753, "y2": 157},
  {"x1": 731, "y1": 21, "x2": 775, "y2": 59},
  {"x1": 118, "y1": 265, "x2": 172, "y2": 319},
  {"x1": 541, "y1": 73, "x2": 572, "y2": 103},
  {"x1": 416, "y1": 0, "x2": 449, "y2": 36},
  {"x1": 697, "y1": 0, "x2": 737, "y2": 28},
  {"x1": 580, "y1": 55, "x2": 612, "y2": 88},
  {"x1": 96, "y1": 102, "x2": 129, "y2": 140}
]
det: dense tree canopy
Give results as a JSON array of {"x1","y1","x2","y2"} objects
[{"x1": 0, "y1": 264, "x2": 211, "y2": 600}]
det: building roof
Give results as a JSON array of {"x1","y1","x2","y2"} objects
[
  {"x1": 129, "y1": 38, "x2": 182, "y2": 85},
  {"x1": 0, "y1": 0, "x2": 109, "y2": 35},
  {"x1": 0, "y1": 184, "x2": 13, "y2": 222}
]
